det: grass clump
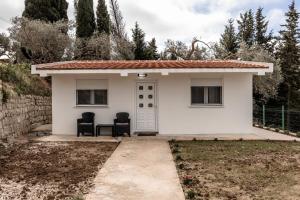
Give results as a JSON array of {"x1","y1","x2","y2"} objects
[{"x1": 186, "y1": 190, "x2": 196, "y2": 199}]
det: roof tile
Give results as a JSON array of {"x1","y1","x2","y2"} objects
[{"x1": 34, "y1": 60, "x2": 269, "y2": 70}]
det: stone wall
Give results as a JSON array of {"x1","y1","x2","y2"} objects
[{"x1": 0, "y1": 95, "x2": 51, "y2": 140}]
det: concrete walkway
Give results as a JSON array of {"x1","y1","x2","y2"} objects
[{"x1": 85, "y1": 139, "x2": 185, "y2": 200}]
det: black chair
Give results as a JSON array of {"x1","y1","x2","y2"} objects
[
  {"x1": 114, "y1": 112, "x2": 131, "y2": 137},
  {"x1": 77, "y1": 112, "x2": 95, "y2": 137}
]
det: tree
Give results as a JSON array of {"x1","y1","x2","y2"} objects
[
  {"x1": 23, "y1": 0, "x2": 68, "y2": 22},
  {"x1": 237, "y1": 9, "x2": 255, "y2": 46},
  {"x1": 145, "y1": 38, "x2": 159, "y2": 60},
  {"x1": 162, "y1": 38, "x2": 211, "y2": 60},
  {"x1": 109, "y1": 0, "x2": 134, "y2": 60},
  {"x1": 74, "y1": 33, "x2": 111, "y2": 60},
  {"x1": 75, "y1": 0, "x2": 96, "y2": 38},
  {"x1": 132, "y1": 22, "x2": 147, "y2": 60},
  {"x1": 96, "y1": 0, "x2": 110, "y2": 34},
  {"x1": 9, "y1": 17, "x2": 71, "y2": 64},
  {"x1": 278, "y1": 0, "x2": 300, "y2": 113},
  {"x1": 219, "y1": 19, "x2": 238, "y2": 58},
  {"x1": 255, "y1": 7, "x2": 272, "y2": 48},
  {"x1": 237, "y1": 43, "x2": 282, "y2": 103},
  {"x1": 0, "y1": 33, "x2": 10, "y2": 58}
]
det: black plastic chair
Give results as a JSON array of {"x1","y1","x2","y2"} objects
[
  {"x1": 77, "y1": 112, "x2": 95, "y2": 137},
  {"x1": 114, "y1": 112, "x2": 131, "y2": 137}
]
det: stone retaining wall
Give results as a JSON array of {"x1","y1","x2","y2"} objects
[{"x1": 0, "y1": 95, "x2": 51, "y2": 140}]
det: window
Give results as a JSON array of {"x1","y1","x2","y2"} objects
[
  {"x1": 76, "y1": 80, "x2": 108, "y2": 106},
  {"x1": 191, "y1": 79, "x2": 222, "y2": 105}
]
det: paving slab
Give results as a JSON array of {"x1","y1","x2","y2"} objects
[
  {"x1": 85, "y1": 139, "x2": 185, "y2": 200},
  {"x1": 32, "y1": 135, "x2": 119, "y2": 143}
]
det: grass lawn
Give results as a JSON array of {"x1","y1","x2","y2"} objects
[
  {"x1": 0, "y1": 141, "x2": 118, "y2": 200},
  {"x1": 170, "y1": 140, "x2": 300, "y2": 200}
]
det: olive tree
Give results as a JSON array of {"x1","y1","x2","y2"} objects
[
  {"x1": 237, "y1": 42, "x2": 282, "y2": 103},
  {"x1": 9, "y1": 17, "x2": 72, "y2": 64}
]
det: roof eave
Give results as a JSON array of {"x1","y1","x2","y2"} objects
[{"x1": 32, "y1": 65, "x2": 273, "y2": 77}]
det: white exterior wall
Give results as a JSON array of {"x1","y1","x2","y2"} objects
[{"x1": 52, "y1": 73, "x2": 253, "y2": 135}]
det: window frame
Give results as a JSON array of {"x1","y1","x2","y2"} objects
[
  {"x1": 75, "y1": 79, "x2": 109, "y2": 107},
  {"x1": 190, "y1": 78, "x2": 224, "y2": 107}
]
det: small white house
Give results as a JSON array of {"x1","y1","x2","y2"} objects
[{"x1": 32, "y1": 60, "x2": 273, "y2": 135}]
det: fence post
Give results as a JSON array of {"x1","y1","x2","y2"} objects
[
  {"x1": 263, "y1": 105, "x2": 265, "y2": 127},
  {"x1": 282, "y1": 105, "x2": 285, "y2": 130}
]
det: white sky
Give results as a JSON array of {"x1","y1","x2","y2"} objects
[{"x1": 0, "y1": 0, "x2": 296, "y2": 50}]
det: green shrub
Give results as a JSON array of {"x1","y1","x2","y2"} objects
[
  {"x1": 296, "y1": 132, "x2": 300, "y2": 138},
  {"x1": 183, "y1": 176, "x2": 193, "y2": 186}
]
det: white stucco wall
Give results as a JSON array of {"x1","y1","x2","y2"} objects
[{"x1": 52, "y1": 73, "x2": 253, "y2": 135}]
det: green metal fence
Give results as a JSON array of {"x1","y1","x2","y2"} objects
[{"x1": 253, "y1": 105, "x2": 300, "y2": 133}]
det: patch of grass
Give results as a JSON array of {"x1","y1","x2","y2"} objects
[
  {"x1": 175, "y1": 155, "x2": 183, "y2": 161},
  {"x1": 172, "y1": 148, "x2": 180, "y2": 154},
  {"x1": 172, "y1": 141, "x2": 300, "y2": 200}
]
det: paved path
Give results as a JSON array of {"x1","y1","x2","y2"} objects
[{"x1": 85, "y1": 139, "x2": 185, "y2": 200}]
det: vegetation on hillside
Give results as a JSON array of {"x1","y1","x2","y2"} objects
[{"x1": 0, "y1": 63, "x2": 50, "y2": 103}]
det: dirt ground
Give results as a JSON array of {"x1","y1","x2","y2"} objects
[
  {"x1": 0, "y1": 141, "x2": 118, "y2": 200},
  {"x1": 170, "y1": 140, "x2": 300, "y2": 200}
]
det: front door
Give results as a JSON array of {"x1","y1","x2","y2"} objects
[{"x1": 136, "y1": 82, "x2": 157, "y2": 131}]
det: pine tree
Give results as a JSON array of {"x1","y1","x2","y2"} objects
[
  {"x1": 132, "y1": 22, "x2": 147, "y2": 60},
  {"x1": 279, "y1": 0, "x2": 300, "y2": 121},
  {"x1": 96, "y1": 0, "x2": 110, "y2": 34},
  {"x1": 237, "y1": 9, "x2": 255, "y2": 46},
  {"x1": 76, "y1": 0, "x2": 96, "y2": 38},
  {"x1": 220, "y1": 19, "x2": 238, "y2": 58},
  {"x1": 145, "y1": 38, "x2": 159, "y2": 60},
  {"x1": 23, "y1": 0, "x2": 68, "y2": 22},
  {"x1": 255, "y1": 7, "x2": 272, "y2": 46}
]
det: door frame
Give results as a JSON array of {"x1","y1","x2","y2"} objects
[{"x1": 134, "y1": 80, "x2": 158, "y2": 132}]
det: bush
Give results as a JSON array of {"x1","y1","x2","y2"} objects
[{"x1": 296, "y1": 132, "x2": 300, "y2": 138}]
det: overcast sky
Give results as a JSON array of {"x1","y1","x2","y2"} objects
[{"x1": 0, "y1": 0, "x2": 298, "y2": 49}]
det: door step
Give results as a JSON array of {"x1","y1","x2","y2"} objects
[{"x1": 135, "y1": 132, "x2": 158, "y2": 136}]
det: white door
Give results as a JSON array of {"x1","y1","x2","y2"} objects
[{"x1": 136, "y1": 82, "x2": 157, "y2": 131}]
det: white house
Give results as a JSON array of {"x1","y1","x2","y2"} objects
[{"x1": 32, "y1": 60, "x2": 273, "y2": 135}]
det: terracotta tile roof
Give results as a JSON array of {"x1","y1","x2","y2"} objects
[{"x1": 34, "y1": 60, "x2": 269, "y2": 70}]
